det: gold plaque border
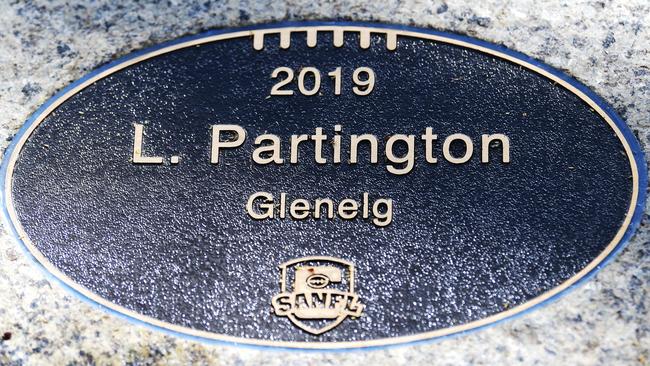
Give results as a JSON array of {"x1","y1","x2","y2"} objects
[{"x1": 2, "y1": 24, "x2": 642, "y2": 349}]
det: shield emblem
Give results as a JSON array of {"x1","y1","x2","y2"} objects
[{"x1": 272, "y1": 256, "x2": 364, "y2": 335}]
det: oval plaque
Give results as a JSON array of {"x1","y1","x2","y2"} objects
[{"x1": 2, "y1": 22, "x2": 646, "y2": 349}]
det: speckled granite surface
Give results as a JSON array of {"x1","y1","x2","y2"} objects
[{"x1": 0, "y1": 1, "x2": 647, "y2": 365}]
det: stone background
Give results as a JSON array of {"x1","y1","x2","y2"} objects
[{"x1": 0, "y1": 1, "x2": 647, "y2": 365}]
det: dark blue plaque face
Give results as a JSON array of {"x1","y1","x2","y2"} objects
[{"x1": 1, "y1": 22, "x2": 646, "y2": 349}]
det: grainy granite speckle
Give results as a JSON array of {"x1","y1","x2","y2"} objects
[{"x1": 0, "y1": 1, "x2": 648, "y2": 365}]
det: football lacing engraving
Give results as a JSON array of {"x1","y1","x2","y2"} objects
[{"x1": 252, "y1": 27, "x2": 398, "y2": 50}]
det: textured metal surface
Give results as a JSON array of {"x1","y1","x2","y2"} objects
[{"x1": 9, "y1": 28, "x2": 633, "y2": 343}]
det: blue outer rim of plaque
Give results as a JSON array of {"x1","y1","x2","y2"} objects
[{"x1": 0, "y1": 21, "x2": 647, "y2": 352}]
